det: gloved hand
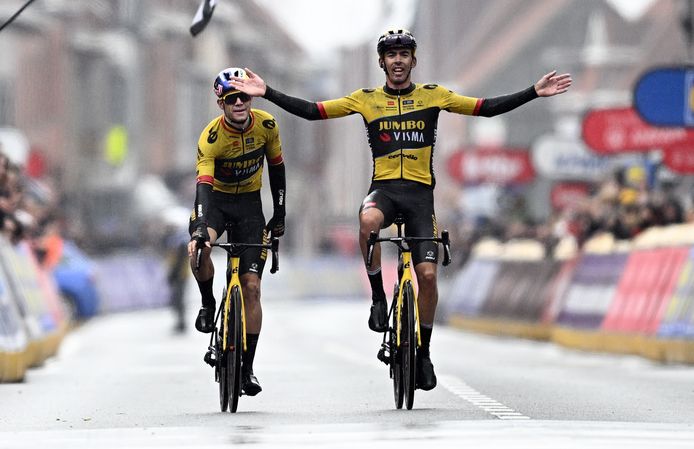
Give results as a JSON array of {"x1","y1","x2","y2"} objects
[
  {"x1": 190, "y1": 224, "x2": 210, "y2": 248},
  {"x1": 266, "y1": 212, "x2": 285, "y2": 237}
]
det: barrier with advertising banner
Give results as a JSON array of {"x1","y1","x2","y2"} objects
[
  {"x1": 93, "y1": 252, "x2": 171, "y2": 313},
  {"x1": 444, "y1": 258, "x2": 500, "y2": 316},
  {"x1": 658, "y1": 248, "x2": 694, "y2": 338},
  {"x1": 444, "y1": 226, "x2": 694, "y2": 364},
  {"x1": 555, "y1": 253, "x2": 628, "y2": 329},
  {"x1": 480, "y1": 260, "x2": 559, "y2": 322},
  {"x1": 0, "y1": 238, "x2": 56, "y2": 368},
  {"x1": 0, "y1": 272, "x2": 28, "y2": 382},
  {"x1": 602, "y1": 247, "x2": 689, "y2": 335}
]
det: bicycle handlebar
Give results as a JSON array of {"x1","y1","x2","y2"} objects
[
  {"x1": 366, "y1": 231, "x2": 452, "y2": 267},
  {"x1": 194, "y1": 237, "x2": 281, "y2": 274}
]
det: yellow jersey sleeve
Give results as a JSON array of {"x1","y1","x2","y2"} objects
[
  {"x1": 433, "y1": 85, "x2": 483, "y2": 115},
  {"x1": 317, "y1": 89, "x2": 365, "y2": 119}
]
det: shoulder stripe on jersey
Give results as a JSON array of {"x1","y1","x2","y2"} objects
[
  {"x1": 268, "y1": 154, "x2": 284, "y2": 165},
  {"x1": 197, "y1": 175, "x2": 214, "y2": 185},
  {"x1": 317, "y1": 102, "x2": 328, "y2": 119},
  {"x1": 473, "y1": 98, "x2": 484, "y2": 116}
]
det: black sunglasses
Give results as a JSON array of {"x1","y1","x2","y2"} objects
[{"x1": 223, "y1": 92, "x2": 251, "y2": 105}]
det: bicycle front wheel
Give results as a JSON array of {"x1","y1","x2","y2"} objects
[
  {"x1": 392, "y1": 296, "x2": 404, "y2": 409},
  {"x1": 227, "y1": 286, "x2": 243, "y2": 413},
  {"x1": 218, "y1": 290, "x2": 229, "y2": 412},
  {"x1": 402, "y1": 281, "x2": 416, "y2": 410}
]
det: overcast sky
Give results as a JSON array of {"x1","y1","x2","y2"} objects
[{"x1": 254, "y1": 0, "x2": 417, "y2": 60}]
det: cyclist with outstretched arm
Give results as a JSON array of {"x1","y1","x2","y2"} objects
[
  {"x1": 230, "y1": 29, "x2": 571, "y2": 391},
  {"x1": 188, "y1": 67, "x2": 286, "y2": 397}
]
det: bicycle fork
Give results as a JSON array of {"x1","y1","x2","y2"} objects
[
  {"x1": 203, "y1": 256, "x2": 247, "y2": 368},
  {"x1": 377, "y1": 252, "x2": 421, "y2": 366}
]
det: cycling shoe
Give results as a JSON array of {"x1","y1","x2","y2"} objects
[
  {"x1": 368, "y1": 299, "x2": 388, "y2": 332},
  {"x1": 194, "y1": 306, "x2": 215, "y2": 333},
  {"x1": 416, "y1": 354, "x2": 437, "y2": 391},
  {"x1": 241, "y1": 371, "x2": 262, "y2": 396}
]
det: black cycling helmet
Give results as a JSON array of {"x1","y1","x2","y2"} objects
[
  {"x1": 213, "y1": 67, "x2": 247, "y2": 99},
  {"x1": 377, "y1": 29, "x2": 417, "y2": 55}
]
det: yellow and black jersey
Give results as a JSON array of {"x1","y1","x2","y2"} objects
[
  {"x1": 196, "y1": 109, "x2": 283, "y2": 194},
  {"x1": 317, "y1": 83, "x2": 482, "y2": 187}
]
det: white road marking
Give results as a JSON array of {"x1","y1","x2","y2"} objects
[{"x1": 438, "y1": 374, "x2": 531, "y2": 420}]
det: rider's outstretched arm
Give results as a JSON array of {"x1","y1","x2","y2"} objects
[
  {"x1": 263, "y1": 86, "x2": 323, "y2": 120},
  {"x1": 477, "y1": 86, "x2": 538, "y2": 117},
  {"x1": 477, "y1": 70, "x2": 571, "y2": 117}
]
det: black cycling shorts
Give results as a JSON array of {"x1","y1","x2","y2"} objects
[
  {"x1": 189, "y1": 190, "x2": 268, "y2": 278},
  {"x1": 359, "y1": 180, "x2": 438, "y2": 266}
]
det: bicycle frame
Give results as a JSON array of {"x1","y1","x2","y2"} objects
[
  {"x1": 394, "y1": 241, "x2": 421, "y2": 349},
  {"x1": 222, "y1": 255, "x2": 246, "y2": 351},
  {"x1": 367, "y1": 221, "x2": 450, "y2": 349},
  {"x1": 209, "y1": 238, "x2": 279, "y2": 352}
]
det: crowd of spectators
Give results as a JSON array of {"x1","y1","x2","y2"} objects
[
  {"x1": 0, "y1": 146, "x2": 66, "y2": 270},
  {"x1": 453, "y1": 164, "x2": 691, "y2": 265}
]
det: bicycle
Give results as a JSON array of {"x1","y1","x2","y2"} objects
[
  {"x1": 195, "y1": 227, "x2": 279, "y2": 413},
  {"x1": 366, "y1": 214, "x2": 451, "y2": 410}
]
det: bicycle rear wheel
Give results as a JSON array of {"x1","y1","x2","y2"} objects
[
  {"x1": 402, "y1": 281, "x2": 416, "y2": 410},
  {"x1": 391, "y1": 296, "x2": 404, "y2": 409},
  {"x1": 227, "y1": 286, "x2": 243, "y2": 413},
  {"x1": 218, "y1": 289, "x2": 229, "y2": 412}
]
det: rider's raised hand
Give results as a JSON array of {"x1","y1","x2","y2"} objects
[
  {"x1": 230, "y1": 67, "x2": 267, "y2": 97},
  {"x1": 534, "y1": 70, "x2": 572, "y2": 97}
]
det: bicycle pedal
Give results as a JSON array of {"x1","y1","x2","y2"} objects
[
  {"x1": 203, "y1": 349, "x2": 216, "y2": 367},
  {"x1": 377, "y1": 347, "x2": 390, "y2": 365}
]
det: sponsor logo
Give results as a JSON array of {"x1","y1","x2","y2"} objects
[
  {"x1": 262, "y1": 119, "x2": 276, "y2": 129},
  {"x1": 403, "y1": 100, "x2": 414, "y2": 105},
  {"x1": 245, "y1": 137, "x2": 254, "y2": 145},
  {"x1": 423, "y1": 84, "x2": 438, "y2": 90},
  {"x1": 197, "y1": 148, "x2": 204, "y2": 159},
  {"x1": 278, "y1": 189, "x2": 285, "y2": 206},
  {"x1": 250, "y1": 263, "x2": 259, "y2": 272},
  {"x1": 221, "y1": 155, "x2": 264, "y2": 178},
  {"x1": 426, "y1": 250, "x2": 435, "y2": 261},
  {"x1": 387, "y1": 101, "x2": 395, "y2": 106},
  {"x1": 207, "y1": 129, "x2": 218, "y2": 144},
  {"x1": 379, "y1": 133, "x2": 392, "y2": 143},
  {"x1": 379, "y1": 120, "x2": 425, "y2": 131},
  {"x1": 388, "y1": 153, "x2": 418, "y2": 160},
  {"x1": 393, "y1": 131, "x2": 425, "y2": 143},
  {"x1": 232, "y1": 266, "x2": 239, "y2": 274},
  {"x1": 362, "y1": 88, "x2": 375, "y2": 93}
]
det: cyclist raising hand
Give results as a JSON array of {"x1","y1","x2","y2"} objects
[
  {"x1": 188, "y1": 67, "x2": 287, "y2": 397},
  {"x1": 231, "y1": 30, "x2": 571, "y2": 392}
]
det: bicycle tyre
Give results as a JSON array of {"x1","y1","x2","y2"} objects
[
  {"x1": 402, "y1": 281, "x2": 416, "y2": 410},
  {"x1": 218, "y1": 289, "x2": 229, "y2": 412},
  {"x1": 392, "y1": 295, "x2": 404, "y2": 409},
  {"x1": 227, "y1": 286, "x2": 243, "y2": 413}
]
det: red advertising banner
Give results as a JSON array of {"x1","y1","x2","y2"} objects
[
  {"x1": 447, "y1": 147, "x2": 534, "y2": 185},
  {"x1": 662, "y1": 143, "x2": 694, "y2": 173},
  {"x1": 582, "y1": 107, "x2": 694, "y2": 154}
]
